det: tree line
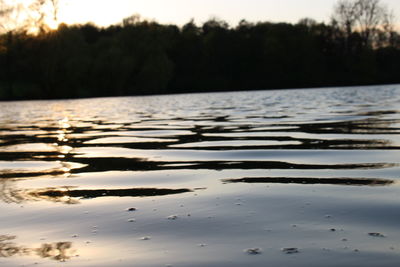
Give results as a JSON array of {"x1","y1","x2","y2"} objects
[{"x1": 0, "y1": 0, "x2": 399, "y2": 100}]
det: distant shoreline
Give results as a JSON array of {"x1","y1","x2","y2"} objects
[
  {"x1": 1, "y1": 19, "x2": 399, "y2": 101},
  {"x1": 1, "y1": 83, "x2": 399, "y2": 102}
]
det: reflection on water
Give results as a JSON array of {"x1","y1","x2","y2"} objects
[
  {"x1": 223, "y1": 177, "x2": 394, "y2": 186},
  {"x1": 1, "y1": 186, "x2": 193, "y2": 204},
  {"x1": 0, "y1": 235, "x2": 74, "y2": 262},
  {"x1": 1, "y1": 85, "x2": 400, "y2": 266}
]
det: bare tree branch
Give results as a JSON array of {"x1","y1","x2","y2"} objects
[{"x1": 332, "y1": 0, "x2": 395, "y2": 47}]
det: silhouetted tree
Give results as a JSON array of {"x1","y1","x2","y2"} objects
[
  {"x1": 29, "y1": 0, "x2": 48, "y2": 33},
  {"x1": 49, "y1": 0, "x2": 59, "y2": 24},
  {"x1": 0, "y1": 7, "x2": 399, "y2": 100},
  {"x1": 0, "y1": 0, "x2": 12, "y2": 32},
  {"x1": 332, "y1": 0, "x2": 395, "y2": 47}
]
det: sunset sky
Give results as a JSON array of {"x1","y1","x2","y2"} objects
[{"x1": 56, "y1": 0, "x2": 400, "y2": 27}]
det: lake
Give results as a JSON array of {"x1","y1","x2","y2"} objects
[{"x1": 1, "y1": 85, "x2": 400, "y2": 266}]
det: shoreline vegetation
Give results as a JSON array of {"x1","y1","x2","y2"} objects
[{"x1": 1, "y1": 1, "x2": 400, "y2": 100}]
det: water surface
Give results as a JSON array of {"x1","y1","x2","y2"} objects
[{"x1": 1, "y1": 85, "x2": 400, "y2": 266}]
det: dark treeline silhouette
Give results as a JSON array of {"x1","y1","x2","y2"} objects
[{"x1": 0, "y1": 15, "x2": 400, "y2": 100}]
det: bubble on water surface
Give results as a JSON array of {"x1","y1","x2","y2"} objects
[
  {"x1": 368, "y1": 232, "x2": 385, "y2": 237},
  {"x1": 126, "y1": 207, "x2": 137, "y2": 212},
  {"x1": 244, "y1": 248, "x2": 262, "y2": 255},
  {"x1": 281, "y1": 247, "x2": 299, "y2": 254}
]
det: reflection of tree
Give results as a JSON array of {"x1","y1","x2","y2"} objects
[
  {"x1": 25, "y1": 186, "x2": 80, "y2": 204},
  {"x1": 0, "y1": 235, "x2": 28, "y2": 257},
  {"x1": 0, "y1": 184, "x2": 192, "y2": 205},
  {"x1": 223, "y1": 176, "x2": 394, "y2": 186},
  {"x1": 35, "y1": 241, "x2": 74, "y2": 262},
  {"x1": 0, "y1": 179, "x2": 79, "y2": 204},
  {"x1": 0, "y1": 235, "x2": 74, "y2": 262},
  {"x1": 294, "y1": 117, "x2": 399, "y2": 135},
  {"x1": 0, "y1": 182, "x2": 80, "y2": 204},
  {"x1": 0, "y1": 179, "x2": 25, "y2": 204}
]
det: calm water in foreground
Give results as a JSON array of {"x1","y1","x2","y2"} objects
[{"x1": 1, "y1": 85, "x2": 400, "y2": 266}]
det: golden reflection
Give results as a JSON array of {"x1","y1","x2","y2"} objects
[
  {"x1": 0, "y1": 184, "x2": 192, "y2": 205},
  {"x1": 59, "y1": 117, "x2": 71, "y2": 128},
  {"x1": 0, "y1": 184, "x2": 80, "y2": 205},
  {"x1": 0, "y1": 160, "x2": 82, "y2": 179},
  {"x1": 26, "y1": 186, "x2": 80, "y2": 204},
  {"x1": 59, "y1": 145, "x2": 73, "y2": 154},
  {"x1": 35, "y1": 241, "x2": 75, "y2": 261},
  {"x1": 56, "y1": 131, "x2": 68, "y2": 142},
  {"x1": 0, "y1": 235, "x2": 75, "y2": 262},
  {"x1": 0, "y1": 180, "x2": 25, "y2": 204},
  {"x1": 49, "y1": 116, "x2": 74, "y2": 176},
  {"x1": 56, "y1": 117, "x2": 71, "y2": 142}
]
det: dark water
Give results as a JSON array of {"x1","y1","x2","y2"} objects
[{"x1": 1, "y1": 85, "x2": 400, "y2": 266}]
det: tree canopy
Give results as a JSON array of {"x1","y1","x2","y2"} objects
[
  {"x1": 332, "y1": 0, "x2": 396, "y2": 47},
  {"x1": 0, "y1": 0, "x2": 399, "y2": 100}
]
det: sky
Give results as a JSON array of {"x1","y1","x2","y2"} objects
[{"x1": 56, "y1": 0, "x2": 400, "y2": 27}]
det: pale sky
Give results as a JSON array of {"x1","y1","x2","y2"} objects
[{"x1": 57, "y1": 0, "x2": 400, "y2": 27}]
